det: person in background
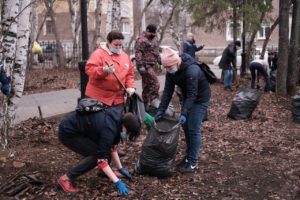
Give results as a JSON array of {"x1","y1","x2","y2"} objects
[
  {"x1": 85, "y1": 30, "x2": 136, "y2": 111},
  {"x1": 57, "y1": 107, "x2": 141, "y2": 196},
  {"x1": 249, "y1": 58, "x2": 271, "y2": 92},
  {"x1": 183, "y1": 32, "x2": 205, "y2": 59},
  {"x1": 155, "y1": 47, "x2": 211, "y2": 173},
  {"x1": 218, "y1": 41, "x2": 241, "y2": 91},
  {"x1": 135, "y1": 24, "x2": 161, "y2": 109}
]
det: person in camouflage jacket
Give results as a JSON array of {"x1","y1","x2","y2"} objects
[{"x1": 135, "y1": 24, "x2": 161, "y2": 107}]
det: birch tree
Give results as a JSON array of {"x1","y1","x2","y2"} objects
[
  {"x1": 93, "y1": 0, "x2": 103, "y2": 50},
  {"x1": 106, "y1": 0, "x2": 113, "y2": 34},
  {"x1": 8, "y1": 0, "x2": 32, "y2": 135},
  {"x1": 0, "y1": 0, "x2": 20, "y2": 148},
  {"x1": 111, "y1": 0, "x2": 121, "y2": 30}
]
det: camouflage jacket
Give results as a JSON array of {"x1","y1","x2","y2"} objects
[{"x1": 134, "y1": 32, "x2": 161, "y2": 69}]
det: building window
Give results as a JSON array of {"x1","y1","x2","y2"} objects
[
  {"x1": 257, "y1": 24, "x2": 271, "y2": 40},
  {"x1": 45, "y1": 17, "x2": 54, "y2": 35},
  {"x1": 226, "y1": 21, "x2": 242, "y2": 41},
  {"x1": 121, "y1": 21, "x2": 130, "y2": 34}
]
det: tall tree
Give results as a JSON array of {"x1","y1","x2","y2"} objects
[
  {"x1": 43, "y1": 0, "x2": 66, "y2": 68},
  {"x1": 106, "y1": 0, "x2": 113, "y2": 34},
  {"x1": 111, "y1": 0, "x2": 121, "y2": 30},
  {"x1": 0, "y1": 0, "x2": 20, "y2": 148},
  {"x1": 287, "y1": 0, "x2": 300, "y2": 95},
  {"x1": 277, "y1": 0, "x2": 290, "y2": 96},
  {"x1": 93, "y1": 0, "x2": 103, "y2": 50}
]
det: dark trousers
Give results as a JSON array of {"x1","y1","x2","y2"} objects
[
  {"x1": 142, "y1": 67, "x2": 160, "y2": 105},
  {"x1": 58, "y1": 133, "x2": 99, "y2": 180},
  {"x1": 250, "y1": 62, "x2": 271, "y2": 92}
]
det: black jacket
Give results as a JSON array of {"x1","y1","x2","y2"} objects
[
  {"x1": 158, "y1": 53, "x2": 211, "y2": 116},
  {"x1": 218, "y1": 42, "x2": 237, "y2": 70},
  {"x1": 183, "y1": 40, "x2": 203, "y2": 58},
  {"x1": 58, "y1": 107, "x2": 122, "y2": 159}
]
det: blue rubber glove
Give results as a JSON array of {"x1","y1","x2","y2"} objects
[
  {"x1": 118, "y1": 168, "x2": 132, "y2": 180},
  {"x1": 154, "y1": 110, "x2": 164, "y2": 120},
  {"x1": 179, "y1": 114, "x2": 187, "y2": 124},
  {"x1": 115, "y1": 180, "x2": 129, "y2": 196}
]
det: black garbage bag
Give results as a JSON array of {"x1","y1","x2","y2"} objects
[
  {"x1": 292, "y1": 93, "x2": 300, "y2": 123},
  {"x1": 146, "y1": 98, "x2": 175, "y2": 118},
  {"x1": 124, "y1": 92, "x2": 146, "y2": 124},
  {"x1": 135, "y1": 116, "x2": 180, "y2": 178},
  {"x1": 228, "y1": 87, "x2": 261, "y2": 120}
]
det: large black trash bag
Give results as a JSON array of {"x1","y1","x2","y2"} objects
[
  {"x1": 146, "y1": 98, "x2": 175, "y2": 118},
  {"x1": 136, "y1": 116, "x2": 180, "y2": 178},
  {"x1": 124, "y1": 92, "x2": 146, "y2": 123},
  {"x1": 292, "y1": 93, "x2": 300, "y2": 123},
  {"x1": 228, "y1": 87, "x2": 261, "y2": 120}
]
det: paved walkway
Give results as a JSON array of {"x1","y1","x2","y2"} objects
[
  {"x1": 15, "y1": 76, "x2": 166, "y2": 124},
  {"x1": 15, "y1": 65, "x2": 222, "y2": 124}
]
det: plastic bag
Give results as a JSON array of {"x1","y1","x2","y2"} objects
[
  {"x1": 136, "y1": 116, "x2": 180, "y2": 178},
  {"x1": 32, "y1": 41, "x2": 43, "y2": 54},
  {"x1": 292, "y1": 93, "x2": 300, "y2": 123},
  {"x1": 125, "y1": 92, "x2": 146, "y2": 123},
  {"x1": 228, "y1": 87, "x2": 260, "y2": 120}
]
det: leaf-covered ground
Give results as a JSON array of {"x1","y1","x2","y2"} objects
[{"x1": 0, "y1": 68, "x2": 300, "y2": 199}]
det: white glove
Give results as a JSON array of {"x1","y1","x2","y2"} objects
[
  {"x1": 126, "y1": 88, "x2": 135, "y2": 96},
  {"x1": 103, "y1": 64, "x2": 115, "y2": 74}
]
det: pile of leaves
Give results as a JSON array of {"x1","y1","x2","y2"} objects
[{"x1": 1, "y1": 79, "x2": 300, "y2": 199}]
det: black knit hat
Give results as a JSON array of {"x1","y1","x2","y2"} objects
[
  {"x1": 146, "y1": 24, "x2": 157, "y2": 33},
  {"x1": 234, "y1": 40, "x2": 241, "y2": 47},
  {"x1": 122, "y1": 113, "x2": 141, "y2": 141}
]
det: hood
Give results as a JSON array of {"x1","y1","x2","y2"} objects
[
  {"x1": 180, "y1": 53, "x2": 196, "y2": 70},
  {"x1": 100, "y1": 42, "x2": 113, "y2": 55}
]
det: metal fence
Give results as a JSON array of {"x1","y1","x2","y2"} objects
[{"x1": 32, "y1": 40, "x2": 82, "y2": 68}]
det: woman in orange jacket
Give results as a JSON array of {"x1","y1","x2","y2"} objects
[{"x1": 85, "y1": 30, "x2": 136, "y2": 110}]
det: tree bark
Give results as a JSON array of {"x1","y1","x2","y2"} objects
[
  {"x1": 260, "y1": 17, "x2": 279, "y2": 59},
  {"x1": 125, "y1": 0, "x2": 154, "y2": 53},
  {"x1": 0, "y1": 0, "x2": 20, "y2": 148},
  {"x1": 277, "y1": 0, "x2": 290, "y2": 96},
  {"x1": 106, "y1": 0, "x2": 113, "y2": 34},
  {"x1": 8, "y1": 0, "x2": 32, "y2": 135},
  {"x1": 287, "y1": 0, "x2": 300, "y2": 95},
  {"x1": 93, "y1": 0, "x2": 103, "y2": 50},
  {"x1": 43, "y1": 0, "x2": 66, "y2": 68},
  {"x1": 112, "y1": 0, "x2": 121, "y2": 30}
]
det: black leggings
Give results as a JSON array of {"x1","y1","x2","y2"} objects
[{"x1": 59, "y1": 133, "x2": 99, "y2": 180}]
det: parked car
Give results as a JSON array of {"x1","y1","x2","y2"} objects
[{"x1": 213, "y1": 48, "x2": 268, "y2": 69}]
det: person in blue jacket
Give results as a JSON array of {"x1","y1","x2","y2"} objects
[
  {"x1": 183, "y1": 33, "x2": 204, "y2": 59},
  {"x1": 57, "y1": 106, "x2": 141, "y2": 196},
  {"x1": 155, "y1": 47, "x2": 211, "y2": 173}
]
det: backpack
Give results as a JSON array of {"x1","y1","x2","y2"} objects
[
  {"x1": 195, "y1": 62, "x2": 217, "y2": 84},
  {"x1": 76, "y1": 98, "x2": 106, "y2": 114}
]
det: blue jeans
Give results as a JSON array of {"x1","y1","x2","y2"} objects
[
  {"x1": 182, "y1": 101, "x2": 209, "y2": 163},
  {"x1": 250, "y1": 62, "x2": 271, "y2": 92},
  {"x1": 224, "y1": 69, "x2": 233, "y2": 88}
]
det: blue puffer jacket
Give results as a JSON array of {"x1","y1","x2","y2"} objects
[
  {"x1": 58, "y1": 107, "x2": 122, "y2": 159},
  {"x1": 183, "y1": 40, "x2": 203, "y2": 58},
  {"x1": 158, "y1": 53, "x2": 211, "y2": 116}
]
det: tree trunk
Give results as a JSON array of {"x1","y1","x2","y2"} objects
[
  {"x1": 287, "y1": 0, "x2": 300, "y2": 95},
  {"x1": 277, "y1": 0, "x2": 290, "y2": 96},
  {"x1": 44, "y1": 0, "x2": 66, "y2": 68},
  {"x1": 8, "y1": 0, "x2": 32, "y2": 135},
  {"x1": 112, "y1": 0, "x2": 121, "y2": 30},
  {"x1": 93, "y1": 0, "x2": 103, "y2": 50},
  {"x1": 125, "y1": 0, "x2": 154, "y2": 53},
  {"x1": 106, "y1": 0, "x2": 113, "y2": 34},
  {"x1": 0, "y1": 0, "x2": 20, "y2": 149},
  {"x1": 260, "y1": 17, "x2": 279, "y2": 59}
]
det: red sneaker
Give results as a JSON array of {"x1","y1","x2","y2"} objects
[{"x1": 57, "y1": 175, "x2": 77, "y2": 193}]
